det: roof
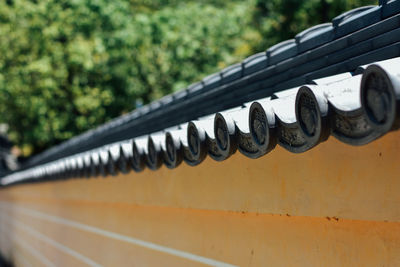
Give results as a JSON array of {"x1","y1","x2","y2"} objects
[{"x1": 2, "y1": 2, "x2": 400, "y2": 185}]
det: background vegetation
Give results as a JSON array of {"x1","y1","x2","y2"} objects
[{"x1": 0, "y1": 0, "x2": 376, "y2": 156}]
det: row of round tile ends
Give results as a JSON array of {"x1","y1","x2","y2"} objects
[{"x1": 2, "y1": 57, "x2": 400, "y2": 185}]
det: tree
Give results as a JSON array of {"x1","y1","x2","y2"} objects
[
  {"x1": 0, "y1": 0, "x2": 377, "y2": 156},
  {"x1": 251, "y1": 0, "x2": 377, "y2": 51},
  {"x1": 0, "y1": 0, "x2": 256, "y2": 155}
]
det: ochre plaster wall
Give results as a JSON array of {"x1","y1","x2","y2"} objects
[{"x1": 0, "y1": 131, "x2": 399, "y2": 266}]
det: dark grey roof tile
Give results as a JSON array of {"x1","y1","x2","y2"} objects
[
  {"x1": 159, "y1": 94, "x2": 174, "y2": 106},
  {"x1": 266, "y1": 39, "x2": 297, "y2": 65},
  {"x1": 333, "y1": 6, "x2": 381, "y2": 38},
  {"x1": 173, "y1": 88, "x2": 188, "y2": 101},
  {"x1": 310, "y1": 72, "x2": 352, "y2": 85},
  {"x1": 187, "y1": 81, "x2": 204, "y2": 96},
  {"x1": 202, "y1": 73, "x2": 222, "y2": 92},
  {"x1": 243, "y1": 52, "x2": 268, "y2": 76},
  {"x1": 295, "y1": 23, "x2": 335, "y2": 53},
  {"x1": 221, "y1": 63, "x2": 242, "y2": 84},
  {"x1": 382, "y1": 0, "x2": 400, "y2": 18},
  {"x1": 346, "y1": 40, "x2": 400, "y2": 70}
]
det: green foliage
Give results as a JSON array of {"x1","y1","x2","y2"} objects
[
  {"x1": 0, "y1": 0, "x2": 256, "y2": 155},
  {"x1": 0, "y1": 0, "x2": 378, "y2": 155},
  {"x1": 251, "y1": 0, "x2": 377, "y2": 51}
]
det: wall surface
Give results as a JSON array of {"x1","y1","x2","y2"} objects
[{"x1": 0, "y1": 131, "x2": 399, "y2": 267}]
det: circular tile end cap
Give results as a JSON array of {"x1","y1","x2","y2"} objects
[{"x1": 361, "y1": 64, "x2": 398, "y2": 135}]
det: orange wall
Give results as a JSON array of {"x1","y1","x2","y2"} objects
[{"x1": 0, "y1": 131, "x2": 400, "y2": 266}]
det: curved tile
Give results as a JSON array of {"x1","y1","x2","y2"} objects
[
  {"x1": 227, "y1": 106, "x2": 255, "y2": 157},
  {"x1": 332, "y1": 6, "x2": 376, "y2": 27},
  {"x1": 75, "y1": 154, "x2": 85, "y2": 178},
  {"x1": 360, "y1": 57, "x2": 400, "y2": 136},
  {"x1": 246, "y1": 98, "x2": 277, "y2": 158},
  {"x1": 187, "y1": 81, "x2": 204, "y2": 96},
  {"x1": 109, "y1": 143, "x2": 121, "y2": 167},
  {"x1": 178, "y1": 123, "x2": 206, "y2": 166},
  {"x1": 118, "y1": 141, "x2": 132, "y2": 174},
  {"x1": 99, "y1": 147, "x2": 118, "y2": 176},
  {"x1": 68, "y1": 156, "x2": 78, "y2": 179},
  {"x1": 163, "y1": 127, "x2": 185, "y2": 169},
  {"x1": 296, "y1": 23, "x2": 333, "y2": 42},
  {"x1": 242, "y1": 52, "x2": 268, "y2": 76},
  {"x1": 112, "y1": 143, "x2": 130, "y2": 174},
  {"x1": 303, "y1": 75, "x2": 378, "y2": 145},
  {"x1": 186, "y1": 118, "x2": 212, "y2": 164},
  {"x1": 146, "y1": 132, "x2": 164, "y2": 171},
  {"x1": 214, "y1": 106, "x2": 251, "y2": 157},
  {"x1": 295, "y1": 23, "x2": 334, "y2": 52},
  {"x1": 270, "y1": 88, "x2": 311, "y2": 153},
  {"x1": 83, "y1": 153, "x2": 93, "y2": 178},
  {"x1": 90, "y1": 150, "x2": 103, "y2": 177},
  {"x1": 131, "y1": 136, "x2": 147, "y2": 172},
  {"x1": 220, "y1": 63, "x2": 242, "y2": 84},
  {"x1": 63, "y1": 157, "x2": 72, "y2": 179},
  {"x1": 311, "y1": 72, "x2": 353, "y2": 85},
  {"x1": 190, "y1": 114, "x2": 238, "y2": 162},
  {"x1": 333, "y1": 5, "x2": 381, "y2": 38},
  {"x1": 295, "y1": 86, "x2": 330, "y2": 150},
  {"x1": 266, "y1": 39, "x2": 297, "y2": 65},
  {"x1": 202, "y1": 72, "x2": 222, "y2": 92}
]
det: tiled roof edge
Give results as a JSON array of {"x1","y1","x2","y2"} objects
[
  {"x1": 4, "y1": 2, "x2": 400, "y2": 177},
  {"x1": 2, "y1": 56, "x2": 400, "y2": 186}
]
